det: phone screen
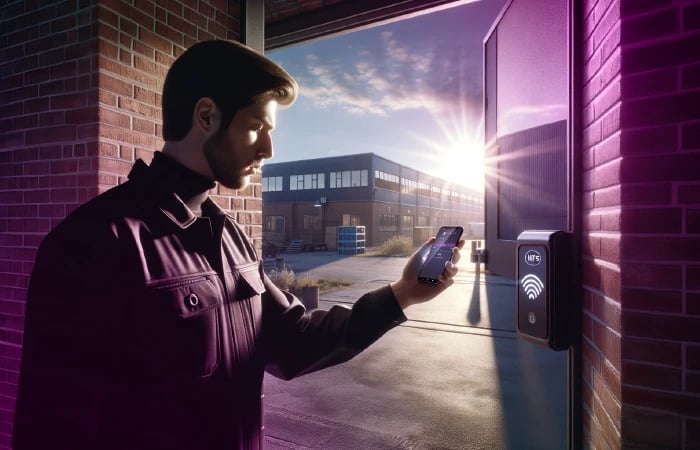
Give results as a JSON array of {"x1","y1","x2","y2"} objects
[{"x1": 417, "y1": 226, "x2": 464, "y2": 284}]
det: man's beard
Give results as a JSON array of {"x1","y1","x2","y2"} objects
[{"x1": 203, "y1": 131, "x2": 247, "y2": 190}]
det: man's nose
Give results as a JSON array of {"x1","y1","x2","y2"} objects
[{"x1": 260, "y1": 132, "x2": 273, "y2": 159}]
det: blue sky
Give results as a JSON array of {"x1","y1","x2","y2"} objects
[{"x1": 268, "y1": 0, "x2": 508, "y2": 192}]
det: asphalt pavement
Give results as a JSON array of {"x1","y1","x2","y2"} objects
[{"x1": 262, "y1": 246, "x2": 568, "y2": 450}]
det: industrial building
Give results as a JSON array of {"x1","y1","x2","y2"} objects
[{"x1": 261, "y1": 153, "x2": 484, "y2": 249}]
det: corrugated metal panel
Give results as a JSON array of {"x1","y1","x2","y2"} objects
[{"x1": 496, "y1": 120, "x2": 567, "y2": 240}]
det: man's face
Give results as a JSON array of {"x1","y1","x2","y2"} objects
[{"x1": 203, "y1": 99, "x2": 277, "y2": 189}]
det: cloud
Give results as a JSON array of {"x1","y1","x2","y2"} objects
[{"x1": 293, "y1": 30, "x2": 483, "y2": 119}]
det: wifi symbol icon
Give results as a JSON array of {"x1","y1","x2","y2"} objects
[{"x1": 521, "y1": 274, "x2": 544, "y2": 300}]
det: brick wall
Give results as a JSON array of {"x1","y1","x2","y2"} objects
[
  {"x1": 581, "y1": 0, "x2": 624, "y2": 447},
  {"x1": 0, "y1": 2, "x2": 99, "y2": 446},
  {"x1": 583, "y1": 0, "x2": 700, "y2": 449},
  {"x1": 0, "y1": 1, "x2": 252, "y2": 447},
  {"x1": 618, "y1": 0, "x2": 700, "y2": 448}
]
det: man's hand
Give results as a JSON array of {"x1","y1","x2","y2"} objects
[{"x1": 390, "y1": 238, "x2": 465, "y2": 310}]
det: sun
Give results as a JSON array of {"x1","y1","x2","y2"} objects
[
  {"x1": 436, "y1": 137, "x2": 485, "y2": 192},
  {"x1": 407, "y1": 108, "x2": 487, "y2": 192}
]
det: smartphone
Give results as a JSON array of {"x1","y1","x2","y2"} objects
[{"x1": 417, "y1": 226, "x2": 464, "y2": 284}]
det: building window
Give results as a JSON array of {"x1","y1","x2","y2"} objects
[
  {"x1": 379, "y1": 214, "x2": 398, "y2": 232},
  {"x1": 302, "y1": 214, "x2": 321, "y2": 231},
  {"x1": 290, "y1": 173, "x2": 325, "y2": 190},
  {"x1": 374, "y1": 170, "x2": 400, "y2": 192},
  {"x1": 416, "y1": 181, "x2": 431, "y2": 197},
  {"x1": 330, "y1": 170, "x2": 368, "y2": 188},
  {"x1": 401, "y1": 178, "x2": 417, "y2": 194},
  {"x1": 264, "y1": 215, "x2": 285, "y2": 232},
  {"x1": 262, "y1": 176, "x2": 283, "y2": 192},
  {"x1": 342, "y1": 214, "x2": 361, "y2": 226},
  {"x1": 417, "y1": 216, "x2": 430, "y2": 227},
  {"x1": 401, "y1": 215, "x2": 414, "y2": 231}
]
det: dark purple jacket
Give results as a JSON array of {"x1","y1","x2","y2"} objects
[{"x1": 13, "y1": 157, "x2": 406, "y2": 450}]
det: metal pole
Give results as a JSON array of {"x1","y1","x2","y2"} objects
[{"x1": 239, "y1": 0, "x2": 265, "y2": 53}]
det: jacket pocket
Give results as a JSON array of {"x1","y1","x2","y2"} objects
[
  {"x1": 231, "y1": 262, "x2": 266, "y2": 301},
  {"x1": 143, "y1": 272, "x2": 222, "y2": 378}
]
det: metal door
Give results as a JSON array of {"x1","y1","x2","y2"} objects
[{"x1": 483, "y1": 0, "x2": 570, "y2": 279}]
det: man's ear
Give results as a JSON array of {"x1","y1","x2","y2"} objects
[{"x1": 192, "y1": 97, "x2": 220, "y2": 136}]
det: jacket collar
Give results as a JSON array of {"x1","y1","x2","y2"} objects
[{"x1": 127, "y1": 157, "x2": 232, "y2": 230}]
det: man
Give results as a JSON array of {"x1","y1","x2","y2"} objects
[{"x1": 13, "y1": 40, "x2": 464, "y2": 450}]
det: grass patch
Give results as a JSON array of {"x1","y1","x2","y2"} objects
[
  {"x1": 367, "y1": 235, "x2": 415, "y2": 257},
  {"x1": 317, "y1": 278, "x2": 354, "y2": 293},
  {"x1": 267, "y1": 267, "x2": 354, "y2": 293}
]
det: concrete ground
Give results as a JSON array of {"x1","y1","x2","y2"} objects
[{"x1": 262, "y1": 246, "x2": 568, "y2": 449}]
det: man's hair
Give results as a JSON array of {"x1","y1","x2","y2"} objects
[{"x1": 161, "y1": 40, "x2": 298, "y2": 141}]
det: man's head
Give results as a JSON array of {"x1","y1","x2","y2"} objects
[
  {"x1": 161, "y1": 40, "x2": 297, "y2": 189},
  {"x1": 162, "y1": 39, "x2": 297, "y2": 141}
]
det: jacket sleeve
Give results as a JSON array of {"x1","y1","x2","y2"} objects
[
  {"x1": 261, "y1": 270, "x2": 407, "y2": 380},
  {"x1": 13, "y1": 224, "x2": 131, "y2": 450}
]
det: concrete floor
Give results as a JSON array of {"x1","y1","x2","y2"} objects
[{"x1": 262, "y1": 248, "x2": 568, "y2": 449}]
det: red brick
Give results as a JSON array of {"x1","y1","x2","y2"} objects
[
  {"x1": 688, "y1": 292, "x2": 700, "y2": 315},
  {"x1": 97, "y1": 157, "x2": 133, "y2": 176},
  {"x1": 622, "y1": 336, "x2": 683, "y2": 368},
  {"x1": 183, "y1": 5, "x2": 208, "y2": 29},
  {"x1": 99, "y1": 108, "x2": 130, "y2": 128},
  {"x1": 621, "y1": 91, "x2": 700, "y2": 128},
  {"x1": 38, "y1": 204, "x2": 66, "y2": 218},
  {"x1": 622, "y1": 287, "x2": 682, "y2": 314},
  {"x1": 624, "y1": 310, "x2": 700, "y2": 342},
  {"x1": 5, "y1": 218, "x2": 50, "y2": 233},
  {"x1": 584, "y1": 336, "x2": 603, "y2": 372},
  {"x1": 684, "y1": 3, "x2": 700, "y2": 31},
  {"x1": 688, "y1": 345, "x2": 700, "y2": 371},
  {"x1": 585, "y1": 212, "x2": 602, "y2": 231},
  {"x1": 132, "y1": 117, "x2": 155, "y2": 134},
  {"x1": 49, "y1": 93, "x2": 88, "y2": 111},
  {"x1": 133, "y1": 40, "x2": 155, "y2": 58},
  {"x1": 118, "y1": 97, "x2": 160, "y2": 118},
  {"x1": 688, "y1": 208, "x2": 700, "y2": 233},
  {"x1": 65, "y1": 107, "x2": 97, "y2": 124},
  {"x1": 584, "y1": 159, "x2": 621, "y2": 191},
  {"x1": 621, "y1": 125, "x2": 678, "y2": 155},
  {"x1": 688, "y1": 371, "x2": 700, "y2": 394},
  {"x1": 622, "y1": 407, "x2": 681, "y2": 449},
  {"x1": 620, "y1": 207, "x2": 682, "y2": 233},
  {"x1": 622, "y1": 7, "x2": 679, "y2": 45},
  {"x1": 594, "y1": 133, "x2": 621, "y2": 166},
  {"x1": 622, "y1": 33, "x2": 700, "y2": 74},
  {"x1": 681, "y1": 62, "x2": 700, "y2": 89},
  {"x1": 623, "y1": 153, "x2": 700, "y2": 183},
  {"x1": 98, "y1": 37, "x2": 119, "y2": 60},
  {"x1": 38, "y1": 110, "x2": 66, "y2": 127},
  {"x1": 623, "y1": 360, "x2": 682, "y2": 391},
  {"x1": 623, "y1": 236, "x2": 700, "y2": 261},
  {"x1": 599, "y1": 234, "x2": 620, "y2": 264},
  {"x1": 26, "y1": 125, "x2": 76, "y2": 145},
  {"x1": 683, "y1": 121, "x2": 700, "y2": 149},
  {"x1": 50, "y1": 159, "x2": 78, "y2": 174},
  {"x1": 593, "y1": 319, "x2": 622, "y2": 370},
  {"x1": 623, "y1": 385, "x2": 700, "y2": 416},
  {"x1": 50, "y1": 188, "x2": 78, "y2": 203},
  {"x1": 600, "y1": 210, "x2": 620, "y2": 231},
  {"x1": 100, "y1": 73, "x2": 133, "y2": 97},
  {"x1": 593, "y1": 370, "x2": 622, "y2": 427},
  {"x1": 689, "y1": 266, "x2": 700, "y2": 290},
  {"x1": 154, "y1": 21, "x2": 183, "y2": 46},
  {"x1": 679, "y1": 184, "x2": 700, "y2": 204},
  {"x1": 621, "y1": 182, "x2": 672, "y2": 205}
]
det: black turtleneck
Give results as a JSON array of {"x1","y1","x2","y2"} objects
[{"x1": 148, "y1": 152, "x2": 216, "y2": 217}]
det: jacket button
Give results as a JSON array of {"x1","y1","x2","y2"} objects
[{"x1": 186, "y1": 293, "x2": 199, "y2": 309}]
